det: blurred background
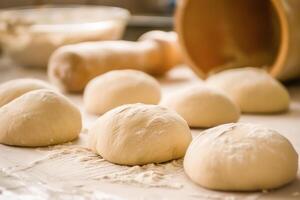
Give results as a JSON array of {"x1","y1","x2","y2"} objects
[
  {"x1": 1, "y1": 0, "x2": 300, "y2": 81},
  {"x1": 0, "y1": 0, "x2": 175, "y2": 40}
]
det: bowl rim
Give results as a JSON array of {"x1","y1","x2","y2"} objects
[{"x1": 0, "y1": 4, "x2": 131, "y2": 26}]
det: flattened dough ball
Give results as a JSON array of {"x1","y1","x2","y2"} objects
[
  {"x1": 84, "y1": 70, "x2": 161, "y2": 115},
  {"x1": 184, "y1": 123, "x2": 298, "y2": 191},
  {"x1": 0, "y1": 78, "x2": 53, "y2": 107},
  {"x1": 0, "y1": 90, "x2": 82, "y2": 147},
  {"x1": 161, "y1": 85, "x2": 240, "y2": 128},
  {"x1": 206, "y1": 67, "x2": 290, "y2": 113},
  {"x1": 89, "y1": 103, "x2": 192, "y2": 165}
]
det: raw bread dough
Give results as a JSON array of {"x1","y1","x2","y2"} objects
[
  {"x1": 138, "y1": 30, "x2": 182, "y2": 74},
  {"x1": 89, "y1": 103, "x2": 192, "y2": 165},
  {"x1": 160, "y1": 84, "x2": 240, "y2": 127},
  {"x1": 206, "y1": 67, "x2": 290, "y2": 113},
  {"x1": 84, "y1": 70, "x2": 161, "y2": 115},
  {"x1": 0, "y1": 89, "x2": 82, "y2": 147},
  {"x1": 184, "y1": 123, "x2": 298, "y2": 191},
  {"x1": 0, "y1": 78, "x2": 53, "y2": 107}
]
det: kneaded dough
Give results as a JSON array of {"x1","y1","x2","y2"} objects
[
  {"x1": 89, "y1": 103, "x2": 192, "y2": 165},
  {"x1": 0, "y1": 78, "x2": 53, "y2": 107},
  {"x1": 84, "y1": 70, "x2": 161, "y2": 115},
  {"x1": 0, "y1": 89, "x2": 82, "y2": 147},
  {"x1": 206, "y1": 67, "x2": 290, "y2": 113},
  {"x1": 184, "y1": 123, "x2": 298, "y2": 191},
  {"x1": 160, "y1": 85, "x2": 240, "y2": 127}
]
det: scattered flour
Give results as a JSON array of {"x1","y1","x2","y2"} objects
[
  {"x1": 4, "y1": 146, "x2": 184, "y2": 190},
  {"x1": 96, "y1": 160, "x2": 184, "y2": 189}
]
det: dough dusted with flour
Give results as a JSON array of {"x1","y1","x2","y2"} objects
[
  {"x1": 0, "y1": 90, "x2": 82, "y2": 147},
  {"x1": 0, "y1": 78, "x2": 53, "y2": 107},
  {"x1": 84, "y1": 70, "x2": 161, "y2": 115},
  {"x1": 160, "y1": 85, "x2": 240, "y2": 127},
  {"x1": 184, "y1": 123, "x2": 298, "y2": 191},
  {"x1": 206, "y1": 67, "x2": 290, "y2": 113},
  {"x1": 89, "y1": 103, "x2": 192, "y2": 165}
]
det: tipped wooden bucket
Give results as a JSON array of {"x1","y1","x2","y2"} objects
[{"x1": 175, "y1": 0, "x2": 300, "y2": 80}]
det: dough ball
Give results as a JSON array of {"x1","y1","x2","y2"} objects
[
  {"x1": 0, "y1": 89, "x2": 82, "y2": 147},
  {"x1": 89, "y1": 103, "x2": 192, "y2": 165},
  {"x1": 84, "y1": 70, "x2": 161, "y2": 115},
  {"x1": 206, "y1": 67, "x2": 290, "y2": 113},
  {"x1": 161, "y1": 85, "x2": 240, "y2": 128},
  {"x1": 184, "y1": 123, "x2": 298, "y2": 191},
  {"x1": 0, "y1": 78, "x2": 53, "y2": 107}
]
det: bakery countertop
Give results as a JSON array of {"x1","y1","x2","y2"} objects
[{"x1": 0, "y1": 58, "x2": 299, "y2": 200}]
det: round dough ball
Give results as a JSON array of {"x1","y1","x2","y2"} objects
[
  {"x1": 0, "y1": 78, "x2": 53, "y2": 107},
  {"x1": 89, "y1": 103, "x2": 192, "y2": 165},
  {"x1": 206, "y1": 67, "x2": 290, "y2": 113},
  {"x1": 84, "y1": 70, "x2": 161, "y2": 115},
  {"x1": 184, "y1": 123, "x2": 298, "y2": 191},
  {"x1": 160, "y1": 85, "x2": 240, "y2": 128},
  {"x1": 0, "y1": 89, "x2": 82, "y2": 147}
]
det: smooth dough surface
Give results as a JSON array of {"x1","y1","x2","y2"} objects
[
  {"x1": 184, "y1": 123, "x2": 298, "y2": 191},
  {"x1": 0, "y1": 78, "x2": 53, "y2": 107},
  {"x1": 160, "y1": 85, "x2": 240, "y2": 127},
  {"x1": 84, "y1": 70, "x2": 161, "y2": 115},
  {"x1": 0, "y1": 89, "x2": 82, "y2": 147},
  {"x1": 89, "y1": 103, "x2": 192, "y2": 165},
  {"x1": 206, "y1": 67, "x2": 290, "y2": 113}
]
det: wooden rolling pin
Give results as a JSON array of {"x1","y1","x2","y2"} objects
[{"x1": 48, "y1": 31, "x2": 182, "y2": 92}]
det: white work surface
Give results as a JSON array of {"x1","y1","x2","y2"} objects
[{"x1": 0, "y1": 58, "x2": 299, "y2": 200}]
